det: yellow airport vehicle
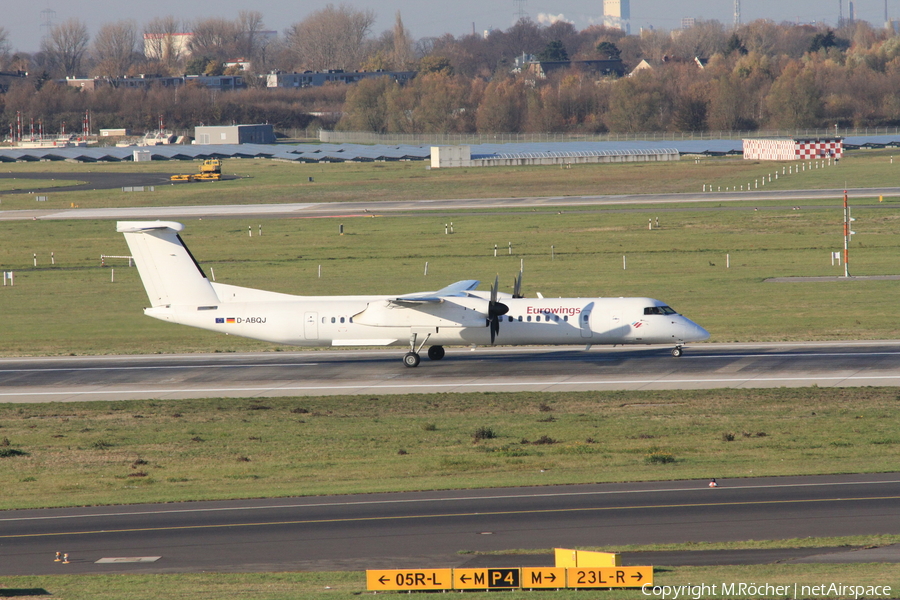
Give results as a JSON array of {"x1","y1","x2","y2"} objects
[{"x1": 170, "y1": 159, "x2": 222, "y2": 182}]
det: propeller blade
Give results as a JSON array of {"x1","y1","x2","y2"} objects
[
  {"x1": 512, "y1": 271, "x2": 523, "y2": 298},
  {"x1": 487, "y1": 275, "x2": 507, "y2": 344}
]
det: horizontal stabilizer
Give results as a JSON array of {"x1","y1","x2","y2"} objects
[{"x1": 391, "y1": 280, "x2": 480, "y2": 304}]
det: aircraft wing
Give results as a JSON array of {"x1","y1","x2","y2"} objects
[{"x1": 389, "y1": 280, "x2": 480, "y2": 305}]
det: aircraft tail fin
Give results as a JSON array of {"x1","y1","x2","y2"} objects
[{"x1": 117, "y1": 221, "x2": 220, "y2": 308}]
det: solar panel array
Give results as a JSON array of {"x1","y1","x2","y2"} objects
[{"x1": 0, "y1": 136, "x2": 896, "y2": 164}]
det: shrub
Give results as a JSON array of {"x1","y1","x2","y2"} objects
[
  {"x1": 0, "y1": 448, "x2": 27, "y2": 458},
  {"x1": 531, "y1": 435, "x2": 557, "y2": 445},
  {"x1": 473, "y1": 426, "x2": 497, "y2": 441},
  {"x1": 722, "y1": 432, "x2": 736, "y2": 442},
  {"x1": 645, "y1": 451, "x2": 676, "y2": 464}
]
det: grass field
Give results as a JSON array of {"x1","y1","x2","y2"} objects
[
  {"x1": 1, "y1": 388, "x2": 898, "y2": 510},
  {"x1": 2, "y1": 194, "x2": 900, "y2": 355}
]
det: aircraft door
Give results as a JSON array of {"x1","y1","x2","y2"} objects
[
  {"x1": 304, "y1": 312, "x2": 318, "y2": 340},
  {"x1": 580, "y1": 308, "x2": 593, "y2": 338}
]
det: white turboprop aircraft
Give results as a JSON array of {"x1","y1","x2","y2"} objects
[{"x1": 118, "y1": 221, "x2": 709, "y2": 367}]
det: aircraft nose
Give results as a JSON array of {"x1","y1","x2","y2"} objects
[{"x1": 681, "y1": 320, "x2": 710, "y2": 342}]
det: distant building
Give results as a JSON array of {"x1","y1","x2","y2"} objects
[
  {"x1": 603, "y1": 0, "x2": 631, "y2": 33},
  {"x1": 681, "y1": 17, "x2": 696, "y2": 29},
  {"x1": 0, "y1": 70, "x2": 27, "y2": 93},
  {"x1": 63, "y1": 74, "x2": 245, "y2": 91},
  {"x1": 629, "y1": 56, "x2": 708, "y2": 76},
  {"x1": 194, "y1": 124, "x2": 275, "y2": 145},
  {"x1": 143, "y1": 32, "x2": 193, "y2": 62},
  {"x1": 185, "y1": 75, "x2": 246, "y2": 91},
  {"x1": 743, "y1": 137, "x2": 843, "y2": 161},
  {"x1": 266, "y1": 70, "x2": 416, "y2": 88},
  {"x1": 521, "y1": 58, "x2": 626, "y2": 79}
]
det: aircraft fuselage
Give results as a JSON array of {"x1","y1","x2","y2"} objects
[{"x1": 145, "y1": 294, "x2": 708, "y2": 349}]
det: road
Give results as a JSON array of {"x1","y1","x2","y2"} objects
[
  {"x1": 1, "y1": 473, "x2": 898, "y2": 575},
  {"x1": 1, "y1": 342, "x2": 899, "y2": 402}
]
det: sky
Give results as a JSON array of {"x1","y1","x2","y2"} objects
[{"x1": 2, "y1": 0, "x2": 895, "y2": 54}]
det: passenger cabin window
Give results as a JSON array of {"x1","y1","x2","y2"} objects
[
  {"x1": 536, "y1": 315, "x2": 541, "y2": 322},
  {"x1": 644, "y1": 306, "x2": 677, "y2": 315},
  {"x1": 340, "y1": 317, "x2": 345, "y2": 323},
  {"x1": 564, "y1": 315, "x2": 568, "y2": 322},
  {"x1": 331, "y1": 317, "x2": 336, "y2": 323}
]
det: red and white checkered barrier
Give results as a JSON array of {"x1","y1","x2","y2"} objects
[{"x1": 743, "y1": 138, "x2": 843, "y2": 161}]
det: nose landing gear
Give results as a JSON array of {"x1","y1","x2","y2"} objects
[{"x1": 672, "y1": 346, "x2": 684, "y2": 358}]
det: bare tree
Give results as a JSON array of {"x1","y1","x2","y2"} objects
[
  {"x1": 143, "y1": 16, "x2": 187, "y2": 73},
  {"x1": 41, "y1": 18, "x2": 90, "y2": 77},
  {"x1": 91, "y1": 20, "x2": 139, "y2": 77},
  {"x1": 236, "y1": 10, "x2": 267, "y2": 63},
  {"x1": 669, "y1": 20, "x2": 729, "y2": 59},
  {"x1": 0, "y1": 27, "x2": 11, "y2": 67},
  {"x1": 189, "y1": 17, "x2": 239, "y2": 62},
  {"x1": 286, "y1": 4, "x2": 376, "y2": 71},
  {"x1": 390, "y1": 12, "x2": 415, "y2": 71}
]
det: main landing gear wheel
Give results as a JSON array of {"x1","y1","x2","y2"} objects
[
  {"x1": 403, "y1": 352, "x2": 421, "y2": 368},
  {"x1": 672, "y1": 346, "x2": 684, "y2": 358},
  {"x1": 427, "y1": 345, "x2": 445, "y2": 361}
]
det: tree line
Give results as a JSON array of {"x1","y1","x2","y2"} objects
[{"x1": 3, "y1": 6, "x2": 900, "y2": 135}]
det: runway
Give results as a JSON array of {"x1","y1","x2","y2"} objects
[
  {"x1": 1, "y1": 473, "x2": 898, "y2": 575},
  {"x1": 3, "y1": 186, "x2": 900, "y2": 222},
  {"x1": 1, "y1": 341, "x2": 899, "y2": 402}
]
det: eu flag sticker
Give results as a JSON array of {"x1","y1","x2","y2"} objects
[{"x1": 215, "y1": 318, "x2": 224, "y2": 323}]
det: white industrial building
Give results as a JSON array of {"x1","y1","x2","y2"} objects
[{"x1": 194, "y1": 124, "x2": 276, "y2": 145}]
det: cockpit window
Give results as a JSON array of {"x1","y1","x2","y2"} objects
[{"x1": 644, "y1": 306, "x2": 678, "y2": 315}]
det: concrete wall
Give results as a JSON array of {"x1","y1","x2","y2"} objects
[{"x1": 431, "y1": 145, "x2": 678, "y2": 168}]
